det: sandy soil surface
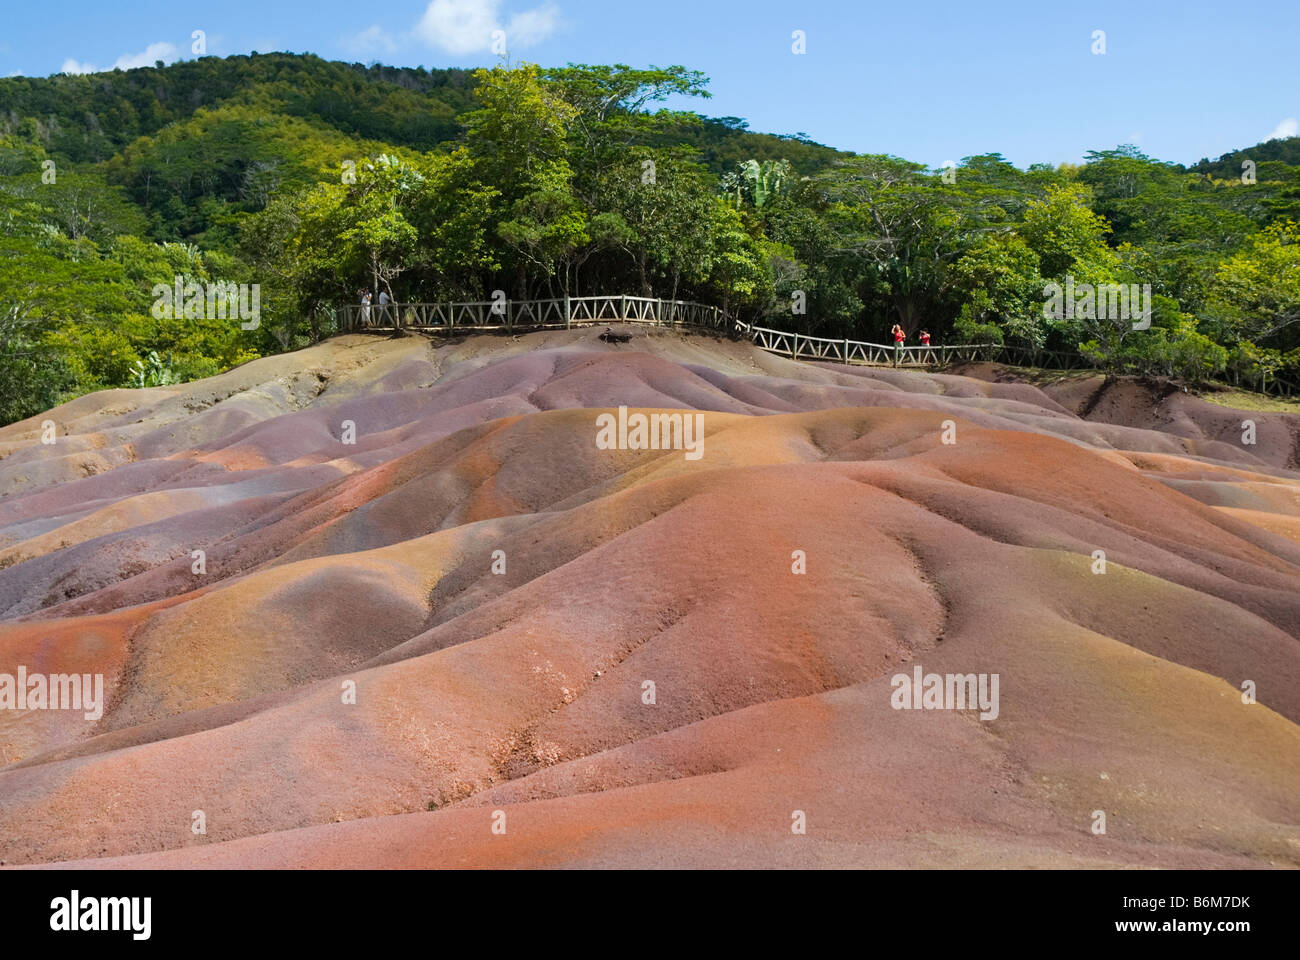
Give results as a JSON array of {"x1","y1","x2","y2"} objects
[{"x1": 1, "y1": 326, "x2": 1296, "y2": 868}]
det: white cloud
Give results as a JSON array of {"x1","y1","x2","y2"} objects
[
  {"x1": 1265, "y1": 117, "x2": 1298, "y2": 142},
  {"x1": 415, "y1": 0, "x2": 497, "y2": 55},
  {"x1": 414, "y1": 0, "x2": 558, "y2": 55},
  {"x1": 347, "y1": 25, "x2": 400, "y2": 57},
  {"x1": 505, "y1": 4, "x2": 560, "y2": 47},
  {"x1": 114, "y1": 42, "x2": 180, "y2": 70},
  {"x1": 61, "y1": 42, "x2": 179, "y2": 75}
]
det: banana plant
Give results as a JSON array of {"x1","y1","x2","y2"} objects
[
  {"x1": 721, "y1": 159, "x2": 792, "y2": 210},
  {"x1": 131, "y1": 351, "x2": 178, "y2": 389}
]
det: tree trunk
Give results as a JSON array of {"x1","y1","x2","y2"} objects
[{"x1": 638, "y1": 253, "x2": 650, "y2": 297}]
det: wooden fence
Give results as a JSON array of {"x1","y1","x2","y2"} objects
[
  {"x1": 735, "y1": 320, "x2": 999, "y2": 366},
  {"x1": 336, "y1": 295, "x2": 1300, "y2": 392},
  {"x1": 338, "y1": 295, "x2": 730, "y2": 336},
  {"x1": 338, "y1": 295, "x2": 986, "y2": 369}
]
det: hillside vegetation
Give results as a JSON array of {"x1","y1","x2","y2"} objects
[{"x1": 2, "y1": 52, "x2": 1299, "y2": 424}]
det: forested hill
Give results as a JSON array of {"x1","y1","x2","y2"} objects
[
  {"x1": 0, "y1": 54, "x2": 478, "y2": 159},
  {"x1": 1, "y1": 53, "x2": 1298, "y2": 426},
  {"x1": 0, "y1": 52, "x2": 844, "y2": 195},
  {"x1": 1192, "y1": 136, "x2": 1300, "y2": 180},
  {"x1": 0, "y1": 53, "x2": 844, "y2": 254}
]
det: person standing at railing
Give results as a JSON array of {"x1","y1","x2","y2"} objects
[
  {"x1": 377, "y1": 289, "x2": 391, "y2": 327},
  {"x1": 358, "y1": 290, "x2": 372, "y2": 329},
  {"x1": 920, "y1": 329, "x2": 931, "y2": 347},
  {"x1": 892, "y1": 324, "x2": 905, "y2": 366}
]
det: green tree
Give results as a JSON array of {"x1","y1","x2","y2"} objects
[
  {"x1": 951, "y1": 233, "x2": 1046, "y2": 346},
  {"x1": 1208, "y1": 220, "x2": 1300, "y2": 350}
]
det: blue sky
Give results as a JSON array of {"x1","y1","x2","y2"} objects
[{"x1": 3, "y1": 0, "x2": 1297, "y2": 169}]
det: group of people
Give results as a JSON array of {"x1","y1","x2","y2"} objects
[
  {"x1": 890, "y1": 324, "x2": 932, "y2": 348},
  {"x1": 890, "y1": 325, "x2": 934, "y2": 365},
  {"x1": 356, "y1": 289, "x2": 392, "y2": 327}
]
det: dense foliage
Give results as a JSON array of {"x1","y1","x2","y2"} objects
[{"x1": 2, "y1": 52, "x2": 1299, "y2": 424}]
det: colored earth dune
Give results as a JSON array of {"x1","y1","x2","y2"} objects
[{"x1": 0, "y1": 326, "x2": 1297, "y2": 868}]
